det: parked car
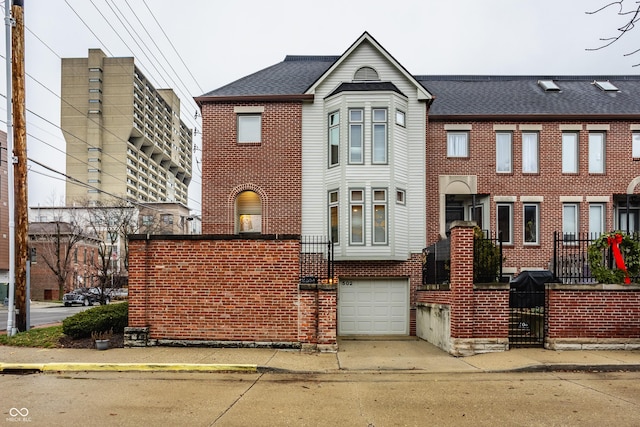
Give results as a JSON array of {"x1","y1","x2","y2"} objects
[{"x1": 63, "y1": 287, "x2": 111, "y2": 307}]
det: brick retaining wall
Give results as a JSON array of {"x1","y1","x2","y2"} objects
[{"x1": 127, "y1": 235, "x2": 336, "y2": 350}]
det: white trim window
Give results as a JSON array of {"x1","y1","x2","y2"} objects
[
  {"x1": 372, "y1": 109, "x2": 387, "y2": 164},
  {"x1": 349, "y1": 189, "x2": 365, "y2": 245},
  {"x1": 589, "y1": 204, "x2": 605, "y2": 237},
  {"x1": 522, "y1": 132, "x2": 539, "y2": 173},
  {"x1": 349, "y1": 109, "x2": 364, "y2": 164},
  {"x1": 633, "y1": 132, "x2": 640, "y2": 159},
  {"x1": 447, "y1": 131, "x2": 468, "y2": 158},
  {"x1": 563, "y1": 203, "x2": 579, "y2": 242},
  {"x1": 237, "y1": 114, "x2": 261, "y2": 143},
  {"x1": 497, "y1": 203, "x2": 513, "y2": 244},
  {"x1": 562, "y1": 132, "x2": 578, "y2": 173},
  {"x1": 589, "y1": 132, "x2": 605, "y2": 173},
  {"x1": 372, "y1": 189, "x2": 388, "y2": 245},
  {"x1": 329, "y1": 190, "x2": 339, "y2": 244},
  {"x1": 328, "y1": 111, "x2": 340, "y2": 167},
  {"x1": 496, "y1": 132, "x2": 512, "y2": 173},
  {"x1": 395, "y1": 109, "x2": 405, "y2": 127},
  {"x1": 523, "y1": 203, "x2": 540, "y2": 245}
]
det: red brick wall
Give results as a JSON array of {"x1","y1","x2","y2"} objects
[
  {"x1": 128, "y1": 236, "x2": 336, "y2": 345},
  {"x1": 449, "y1": 224, "x2": 474, "y2": 338},
  {"x1": 473, "y1": 291, "x2": 509, "y2": 338},
  {"x1": 29, "y1": 241, "x2": 98, "y2": 300},
  {"x1": 426, "y1": 120, "x2": 640, "y2": 273},
  {"x1": 548, "y1": 288, "x2": 640, "y2": 338},
  {"x1": 200, "y1": 102, "x2": 302, "y2": 235}
]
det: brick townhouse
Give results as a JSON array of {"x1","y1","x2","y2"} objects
[{"x1": 190, "y1": 32, "x2": 640, "y2": 339}]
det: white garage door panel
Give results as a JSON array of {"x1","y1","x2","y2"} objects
[{"x1": 338, "y1": 279, "x2": 409, "y2": 335}]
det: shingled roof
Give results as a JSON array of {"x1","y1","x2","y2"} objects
[
  {"x1": 418, "y1": 75, "x2": 640, "y2": 118},
  {"x1": 198, "y1": 54, "x2": 640, "y2": 118},
  {"x1": 199, "y1": 55, "x2": 339, "y2": 98}
]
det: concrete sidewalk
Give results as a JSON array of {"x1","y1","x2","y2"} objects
[{"x1": 1, "y1": 337, "x2": 639, "y2": 374}]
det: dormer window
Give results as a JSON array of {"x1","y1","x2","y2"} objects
[{"x1": 354, "y1": 66, "x2": 379, "y2": 81}]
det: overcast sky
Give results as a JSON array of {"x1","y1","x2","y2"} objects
[{"x1": 1, "y1": 0, "x2": 639, "y2": 212}]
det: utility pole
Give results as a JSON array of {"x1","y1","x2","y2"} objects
[
  {"x1": 12, "y1": 0, "x2": 27, "y2": 332},
  {"x1": 4, "y1": 0, "x2": 15, "y2": 335}
]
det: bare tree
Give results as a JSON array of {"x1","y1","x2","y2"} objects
[
  {"x1": 587, "y1": 1, "x2": 640, "y2": 65},
  {"x1": 82, "y1": 198, "x2": 137, "y2": 303},
  {"x1": 29, "y1": 221, "x2": 94, "y2": 299}
]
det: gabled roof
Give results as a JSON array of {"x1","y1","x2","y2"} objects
[
  {"x1": 305, "y1": 32, "x2": 432, "y2": 101},
  {"x1": 196, "y1": 32, "x2": 432, "y2": 104},
  {"x1": 195, "y1": 56, "x2": 338, "y2": 103},
  {"x1": 418, "y1": 75, "x2": 640, "y2": 118}
]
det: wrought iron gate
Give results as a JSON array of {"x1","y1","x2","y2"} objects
[{"x1": 509, "y1": 285, "x2": 546, "y2": 347}]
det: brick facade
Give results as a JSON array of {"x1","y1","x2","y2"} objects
[
  {"x1": 127, "y1": 235, "x2": 336, "y2": 349},
  {"x1": 417, "y1": 223, "x2": 639, "y2": 355},
  {"x1": 200, "y1": 102, "x2": 303, "y2": 235},
  {"x1": 426, "y1": 120, "x2": 640, "y2": 275},
  {"x1": 29, "y1": 239, "x2": 99, "y2": 300}
]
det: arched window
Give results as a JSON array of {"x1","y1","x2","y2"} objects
[
  {"x1": 236, "y1": 190, "x2": 262, "y2": 233},
  {"x1": 354, "y1": 66, "x2": 379, "y2": 81}
]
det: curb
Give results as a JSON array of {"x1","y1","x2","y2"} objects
[
  {"x1": 0, "y1": 362, "x2": 258, "y2": 374},
  {"x1": 487, "y1": 364, "x2": 640, "y2": 373}
]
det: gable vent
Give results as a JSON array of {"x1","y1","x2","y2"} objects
[{"x1": 354, "y1": 66, "x2": 379, "y2": 81}]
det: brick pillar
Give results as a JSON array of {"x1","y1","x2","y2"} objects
[
  {"x1": 317, "y1": 285, "x2": 337, "y2": 351},
  {"x1": 449, "y1": 221, "x2": 475, "y2": 339}
]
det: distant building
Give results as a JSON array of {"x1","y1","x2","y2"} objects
[
  {"x1": 61, "y1": 48, "x2": 193, "y2": 206},
  {"x1": 28, "y1": 222, "x2": 101, "y2": 300}
]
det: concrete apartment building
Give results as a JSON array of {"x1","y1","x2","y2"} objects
[{"x1": 61, "y1": 48, "x2": 193, "y2": 206}]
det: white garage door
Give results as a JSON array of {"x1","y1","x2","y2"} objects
[{"x1": 338, "y1": 279, "x2": 409, "y2": 335}]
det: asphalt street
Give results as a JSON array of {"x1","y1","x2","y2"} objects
[
  {"x1": 2, "y1": 370, "x2": 639, "y2": 426},
  {"x1": 0, "y1": 302, "x2": 89, "y2": 331}
]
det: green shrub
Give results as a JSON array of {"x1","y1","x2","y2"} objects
[{"x1": 62, "y1": 302, "x2": 128, "y2": 339}]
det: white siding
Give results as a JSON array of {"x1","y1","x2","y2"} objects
[{"x1": 302, "y1": 40, "x2": 426, "y2": 259}]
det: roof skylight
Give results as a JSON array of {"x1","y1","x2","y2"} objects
[
  {"x1": 538, "y1": 80, "x2": 560, "y2": 92},
  {"x1": 594, "y1": 80, "x2": 618, "y2": 91}
]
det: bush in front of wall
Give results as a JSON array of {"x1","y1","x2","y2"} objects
[{"x1": 62, "y1": 302, "x2": 128, "y2": 339}]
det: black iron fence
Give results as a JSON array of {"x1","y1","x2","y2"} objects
[
  {"x1": 300, "y1": 236, "x2": 334, "y2": 284},
  {"x1": 422, "y1": 239, "x2": 450, "y2": 285},
  {"x1": 421, "y1": 230, "x2": 504, "y2": 286},
  {"x1": 474, "y1": 231, "x2": 503, "y2": 283},
  {"x1": 553, "y1": 231, "x2": 640, "y2": 284}
]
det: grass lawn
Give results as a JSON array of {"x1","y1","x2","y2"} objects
[{"x1": 0, "y1": 325, "x2": 64, "y2": 348}]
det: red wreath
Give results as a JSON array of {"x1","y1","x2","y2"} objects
[{"x1": 607, "y1": 234, "x2": 631, "y2": 284}]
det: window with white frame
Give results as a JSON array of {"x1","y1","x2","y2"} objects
[
  {"x1": 329, "y1": 190, "x2": 339, "y2": 244},
  {"x1": 395, "y1": 110, "x2": 405, "y2": 127},
  {"x1": 523, "y1": 203, "x2": 539, "y2": 244},
  {"x1": 633, "y1": 133, "x2": 640, "y2": 159},
  {"x1": 396, "y1": 189, "x2": 405, "y2": 205},
  {"x1": 497, "y1": 203, "x2": 513, "y2": 244},
  {"x1": 589, "y1": 204, "x2": 605, "y2": 237},
  {"x1": 328, "y1": 111, "x2": 340, "y2": 167},
  {"x1": 237, "y1": 114, "x2": 261, "y2": 143},
  {"x1": 589, "y1": 132, "x2": 605, "y2": 173},
  {"x1": 349, "y1": 189, "x2": 364, "y2": 244},
  {"x1": 522, "y1": 132, "x2": 539, "y2": 173},
  {"x1": 372, "y1": 189, "x2": 387, "y2": 244},
  {"x1": 496, "y1": 132, "x2": 512, "y2": 173},
  {"x1": 372, "y1": 109, "x2": 387, "y2": 164},
  {"x1": 562, "y1": 132, "x2": 578, "y2": 173},
  {"x1": 349, "y1": 109, "x2": 364, "y2": 164},
  {"x1": 447, "y1": 132, "x2": 468, "y2": 157},
  {"x1": 562, "y1": 203, "x2": 578, "y2": 242}
]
